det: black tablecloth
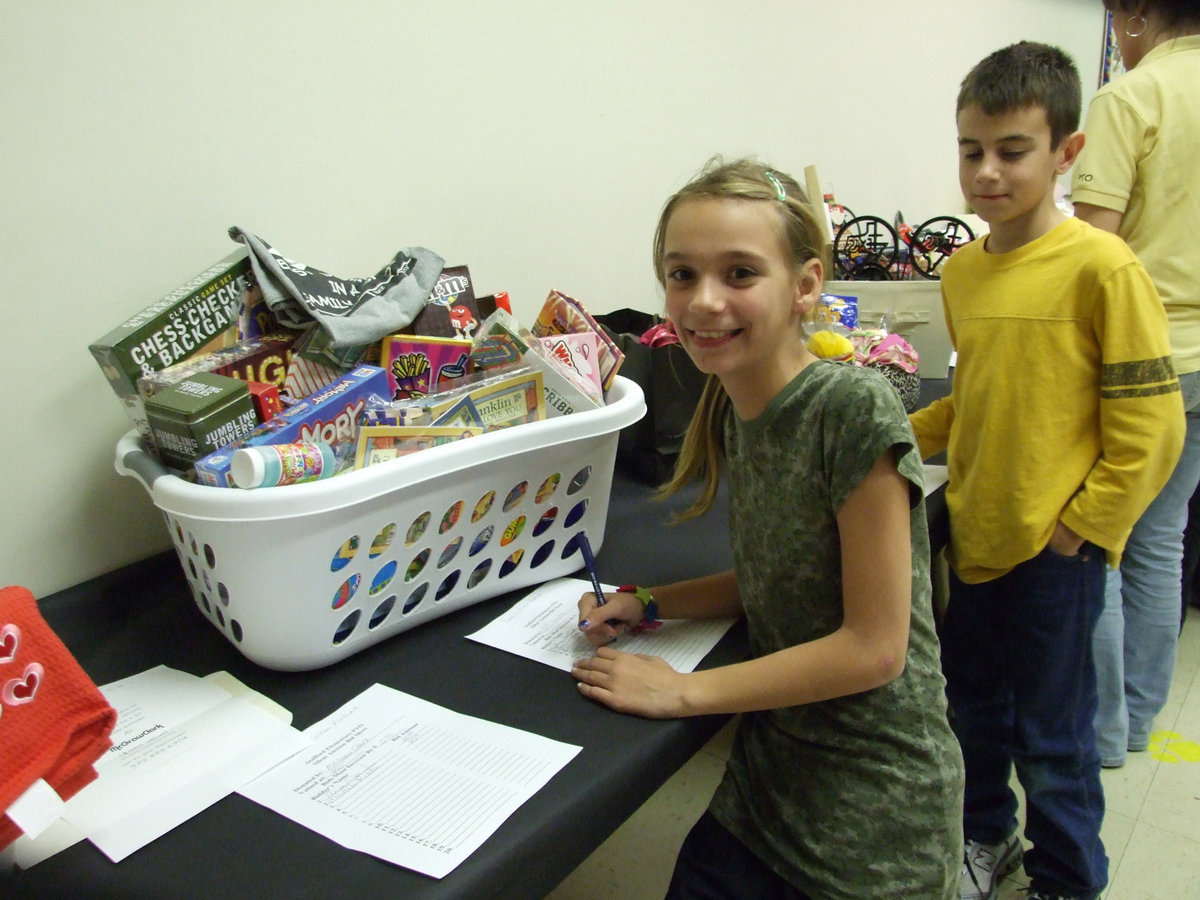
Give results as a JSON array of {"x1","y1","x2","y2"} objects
[{"x1": 3, "y1": 455, "x2": 947, "y2": 899}]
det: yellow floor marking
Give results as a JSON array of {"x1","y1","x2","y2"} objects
[{"x1": 1147, "y1": 730, "x2": 1200, "y2": 763}]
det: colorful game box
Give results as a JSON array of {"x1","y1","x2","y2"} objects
[
  {"x1": 355, "y1": 425, "x2": 483, "y2": 468},
  {"x1": 194, "y1": 364, "x2": 389, "y2": 486},
  {"x1": 529, "y1": 290, "x2": 624, "y2": 392},
  {"x1": 136, "y1": 333, "x2": 298, "y2": 400},
  {"x1": 90, "y1": 248, "x2": 255, "y2": 442},
  {"x1": 427, "y1": 368, "x2": 545, "y2": 430},
  {"x1": 470, "y1": 309, "x2": 601, "y2": 416},
  {"x1": 381, "y1": 334, "x2": 472, "y2": 400},
  {"x1": 280, "y1": 326, "x2": 357, "y2": 401},
  {"x1": 246, "y1": 381, "x2": 284, "y2": 421}
]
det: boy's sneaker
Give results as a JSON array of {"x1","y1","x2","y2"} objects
[
  {"x1": 1023, "y1": 892, "x2": 1085, "y2": 899},
  {"x1": 960, "y1": 833, "x2": 1024, "y2": 899}
]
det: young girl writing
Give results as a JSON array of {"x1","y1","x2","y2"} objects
[{"x1": 572, "y1": 158, "x2": 963, "y2": 899}]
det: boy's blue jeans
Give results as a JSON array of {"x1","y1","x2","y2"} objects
[
  {"x1": 942, "y1": 545, "x2": 1107, "y2": 899},
  {"x1": 1094, "y1": 370, "x2": 1200, "y2": 766}
]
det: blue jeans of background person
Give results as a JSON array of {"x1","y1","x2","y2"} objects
[
  {"x1": 942, "y1": 545, "x2": 1107, "y2": 899},
  {"x1": 1094, "y1": 370, "x2": 1200, "y2": 766}
]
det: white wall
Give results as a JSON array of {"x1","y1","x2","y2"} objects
[{"x1": 0, "y1": 0, "x2": 1105, "y2": 596}]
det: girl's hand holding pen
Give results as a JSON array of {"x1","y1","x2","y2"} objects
[{"x1": 576, "y1": 590, "x2": 643, "y2": 646}]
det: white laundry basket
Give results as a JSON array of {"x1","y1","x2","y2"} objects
[{"x1": 115, "y1": 376, "x2": 645, "y2": 671}]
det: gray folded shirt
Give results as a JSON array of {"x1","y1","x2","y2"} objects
[{"x1": 229, "y1": 227, "x2": 444, "y2": 348}]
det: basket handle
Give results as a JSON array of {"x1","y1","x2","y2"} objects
[{"x1": 114, "y1": 431, "x2": 170, "y2": 492}]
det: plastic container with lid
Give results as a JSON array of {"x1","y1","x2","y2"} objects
[{"x1": 231, "y1": 441, "x2": 337, "y2": 489}]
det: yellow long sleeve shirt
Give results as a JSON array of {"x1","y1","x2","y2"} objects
[{"x1": 909, "y1": 217, "x2": 1183, "y2": 583}]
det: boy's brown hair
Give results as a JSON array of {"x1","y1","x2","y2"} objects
[{"x1": 957, "y1": 41, "x2": 1081, "y2": 147}]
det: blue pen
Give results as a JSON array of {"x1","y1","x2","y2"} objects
[{"x1": 576, "y1": 532, "x2": 609, "y2": 629}]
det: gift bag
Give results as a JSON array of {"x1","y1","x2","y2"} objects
[{"x1": 595, "y1": 309, "x2": 708, "y2": 485}]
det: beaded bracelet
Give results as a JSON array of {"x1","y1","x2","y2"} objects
[{"x1": 617, "y1": 584, "x2": 660, "y2": 630}]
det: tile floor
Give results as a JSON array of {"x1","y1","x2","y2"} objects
[{"x1": 547, "y1": 607, "x2": 1200, "y2": 899}]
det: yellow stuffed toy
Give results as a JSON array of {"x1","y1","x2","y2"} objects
[{"x1": 806, "y1": 329, "x2": 855, "y2": 362}]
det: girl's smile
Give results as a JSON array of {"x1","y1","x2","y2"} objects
[{"x1": 689, "y1": 328, "x2": 742, "y2": 342}]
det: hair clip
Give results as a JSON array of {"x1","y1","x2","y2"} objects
[{"x1": 764, "y1": 170, "x2": 787, "y2": 202}]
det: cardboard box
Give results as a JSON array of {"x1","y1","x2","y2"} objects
[
  {"x1": 90, "y1": 248, "x2": 255, "y2": 440},
  {"x1": 246, "y1": 381, "x2": 283, "y2": 421},
  {"x1": 824, "y1": 280, "x2": 953, "y2": 378},
  {"x1": 407, "y1": 265, "x2": 475, "y2": 337}
]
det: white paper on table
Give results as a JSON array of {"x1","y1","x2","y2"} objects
[
  {"x1": 5, "y1": 779, "x2": 66, "y2": 840},
  {"x1": 238, "y1": 683, "x2": 581, "y2": 879},
  {"x1": 467, "y1": 578, "x2": 736, "y2": 673},
  {"x1": 11, "y1": 665, "x2": 309, "y2": 866},
  {"x1": 923, "y1": 464, "x2": 949, "y2": 497}
]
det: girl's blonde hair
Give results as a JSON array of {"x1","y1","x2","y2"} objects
[{"x1": 655, "y1": 157, "x2": 830, "y2": 518}]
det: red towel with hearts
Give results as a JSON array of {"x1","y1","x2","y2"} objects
[{"x1": 0, "y1": 585, "x2": 117, "y2": 849}]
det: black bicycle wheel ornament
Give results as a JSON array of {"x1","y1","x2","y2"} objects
[
  {"x1": 834, "y1": 215, "x2": 899, "y2": 280},
  {"x1": 908, "y1": 216, "x2": 975, "y2": 279}
]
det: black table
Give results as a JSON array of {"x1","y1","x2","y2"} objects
[{"x1": 3, "y1": 461, "x2": 946, "y2": 899}]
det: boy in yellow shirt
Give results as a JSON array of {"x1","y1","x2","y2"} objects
[{"x1": 909, "y1": 41, "x2": 1183, "y2": 900}]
